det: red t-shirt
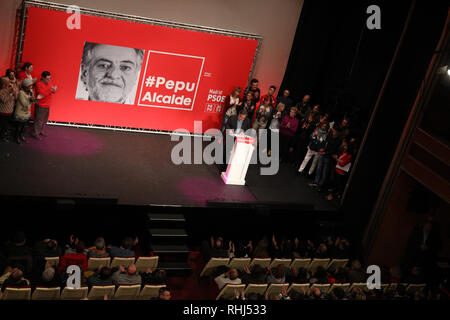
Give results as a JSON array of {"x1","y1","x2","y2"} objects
[
  {"x1": 17, "y1": 71, "x2": 34, "y2": 81},
  {"x1": 35, "y1": 80, "x2": 54, "y2": 107},
  {"x1": 58, "y1": 253, "x2": 88, "y2": 274},
  {"x1": 260, "y1": 94, "x2": 277, "y2": 109}
]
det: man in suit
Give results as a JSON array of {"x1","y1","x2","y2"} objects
[{"x1": 223, "y1": 109, "x2": 251, "y2": 169}]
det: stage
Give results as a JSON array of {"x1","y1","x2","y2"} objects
[{"x1": 0, "y1": 125, "x2": 337, "y2": 211}]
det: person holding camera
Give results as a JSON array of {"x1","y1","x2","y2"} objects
[{"x1": 13, "y1": 78, "x2": 36, "y2": 144}]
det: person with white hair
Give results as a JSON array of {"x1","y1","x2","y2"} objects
[
  {"x1": 87, "y1": 237, "x2": 109, "y2": 258},
  {"x1": 77, "y1": 42, "x2": 144, "y2": 104}
]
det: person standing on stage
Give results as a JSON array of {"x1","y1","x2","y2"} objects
[
  {"x1": 32, "y1": 71, "x2": 57, "y2": 140},
  {"x1": 17, "y1": 62, "x2": 38, "y2": 86},
  {"x1": 5, "y1": 69, "x2": 19, "y2": 95},
  {"x1": 0, "y1": 77, "x2": 18, "y2": 142},
  {"x1": 13, "y1": 78, "x2": 35, "y2": 144},
  {"x1": 259, "y1": 85, "x2": 277, "y2": 109},
  {"x1": 220, "y1": 86, "x2": 241, "y2": 132},
  {"x1": 238, "y1": 90, "x2": 256, "y2": 124},
  {"x1": 243, "y1": 78, "x2": 261, "y2": 106}
]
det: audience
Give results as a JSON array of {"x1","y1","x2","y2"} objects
[
  {"x1": 214, "y1": 267, "x2": 242, "y2": 290},
  {"x1": 326, "y1": 138, "x2": 353, "y2": 201},
  {"x1": 266, "y1": 264, "x2": 286, "y2": 284},
  {"x1": 238, "y1": 91, "x2": 256, "y2": 123},
  {"x1": 112, "y1": 264, "x2": 141, "y2": 286},
  {"x1": 2, "y1": 231, "x2": 33, "y2": 276},
  {"x1": 58, "y1": 241, "x2": 88, "y2": 274},
  {"x1": 279, "y1": 107, "x2": 299, "y2": 163},
  {"x1": 37, "y1": 261, "x2": 61, "y2": 288},
  {"x1": 241, "y1": 264, "x2": 267, "y2": 284},
  {"x1": 0, "y1": 76, "x2": 17, "y2": 142},
  {"x1": 276, "y1": 89, "x2": 293, "y2": 111},
  {"x1": 221, "y1": 86, "x2": 241, "y2": 132},
  {"x1": 252, "y1": 96, "x2": 273, "y2": 134},
  {"x1": 0, "y1": 267, "x2": 30, "y2": 296},
  {"x1": 243, "y1": 78, "x2": 260, "y2": 106},
  {"x1": 87, "y1": 237, "x2": 109, "y2": 258},
  {"x1": 0, "y1": 227, "x2": 447, "y2": 301},
  {"x1": 108, "y1": 237, "x2": 136, "y2": 258},
  {"x1": 33, "y1": 238, "x2": 61, "y2": 259},
  {"x1": 259, "y1": 85, "x2": 277, "y2": 109},
  {"x1": 141, "y1": 268, "x2": 167, "y2": 285},
  {"x1": 309, "y1": 127, "x2": 341, "y2": 191},
  {"x1": 156, "y1": 286, "x2": 172, "y2": 300},
  {"x1": 17, "y1": 62, "x2": 37, "y2": 85},
  {"x1": 87, "y1": 265, "x2": 114, "y2": 287},
  {"x1": 296, "y1": 94, "x2": 312, "y2": 120},
  {"x1": 298, "y1": 122, "x2": 328, "y2": 176}
]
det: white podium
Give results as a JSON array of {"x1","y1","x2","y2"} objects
[{"x1": 221, "y1": 134, "x2": 256, "y2": 185}]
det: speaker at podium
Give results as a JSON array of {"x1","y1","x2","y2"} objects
[{"x1": 221, "y1": 134, "x2": 256, "y2": 185}]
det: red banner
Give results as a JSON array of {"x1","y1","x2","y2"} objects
[{"x1": 20, "y1": 7, "x2": 258, "y2": 133}]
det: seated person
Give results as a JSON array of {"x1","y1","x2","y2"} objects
[
  {"x1": 112, "y1": 264, "x2": 141, "y2": 285},
  {"x1": 151, "y1": 286, "x2": 171, "y2": 300},
  {"x1": 200, "y1": 236, "x2": 228, "y2": 260},
  {"x1": 108, "y1": 237, "x2": 136, "y2": 258},
  {"x1": 266, "y1": 264, "x2": 286, "y2": 284},
  {"x1": 58, "y1": 242, "x2": 88, "y2": 274},
  {"x1": 345, "y1": 259, "x2": 366, "y2": 283},
  {"x1": 87, "y1": 237, "x2": 109, "y2": 258},
  {"x1": 30, "y1": 258, "x2": 61, "y2": 288},
  {"x1": 33, "y1": 238, "x2": 61, "y2": 259},
  {"x1": 3, "y1": 231, "x2": 33, "y2": 276},
  {"x1": 310, "y1": 265, "x2": 329, "y2": 284},
  {"x1": 87, "y1": 265, "x2": 114, "y2": 287},
  {"x1": 214, "y1": 267, "x2": 241, "y2": 290},
  {"x1": 0, "y1": 267, "x2": 30, "y2": 298},
  {"x1": 241, "y1": 264, "x2": 267, "y2": 284},
  {"x1": 38, "y1": 263, "x2": 61, "y2": 288},
  {"x1": 141, "y1": 268, "x2": 167, "y2": 285}
]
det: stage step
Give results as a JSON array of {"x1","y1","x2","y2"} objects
[
  {"x1": 150, "y1": 228, "x2": 188, "y2": 237},
  {"x1": 152, "y1": 244, "x2": 189, "y2": 253},
  {"x1": 148, "y1": 213, "x2": 185, "y2": 222},
  {"x1": 146, "y1": 208, "x2": 191, "y2": 277}
]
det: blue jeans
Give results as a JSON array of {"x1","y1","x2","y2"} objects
[{"x1": 314, "y1": 155, "x2": 331, "y2": 186}]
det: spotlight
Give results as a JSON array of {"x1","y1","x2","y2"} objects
[{"x1": 437, "y1": 65, "x2": 450, "y2": 76}]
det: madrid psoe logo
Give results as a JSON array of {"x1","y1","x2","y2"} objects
[{"x1": 137, "y1": 50, "x2": 205, "y2": 111}]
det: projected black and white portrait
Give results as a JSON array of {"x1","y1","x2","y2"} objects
[{"x1": 76, "y1": 42, "x2": 144, "y2": 104}]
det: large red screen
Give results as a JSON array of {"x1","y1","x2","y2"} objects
[{"x1": 20, "y1": 7, "x2": 259, "y2": 133}]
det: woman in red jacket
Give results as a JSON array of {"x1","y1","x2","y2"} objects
[{"x1": 326, "y1": 138, "x2": 352, "y2": 201}]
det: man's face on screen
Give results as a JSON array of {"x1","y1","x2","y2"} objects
[{"x1": 83, "y1": 45, "x2": 140, "y2": 103}]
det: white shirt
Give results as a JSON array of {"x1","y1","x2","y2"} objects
[{"x1": 214, "y1": 273, "x2": 242, "y2": 290}]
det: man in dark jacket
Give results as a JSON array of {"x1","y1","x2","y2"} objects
[
  {"x1": 226, "y1": 109, "x2": 251, "y2": 134},
  {"x1": 87, "y1": 265, "x2": 114, "y2": 287},
  {"x1": 223, "y1": 109, "x2": 252, "y2": 169},
  {"x1": 310, "y1": 127, "x2": 342, "y2": 189}
]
